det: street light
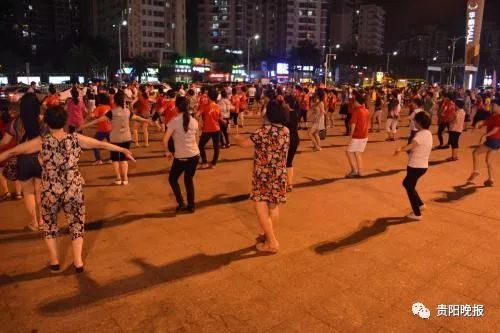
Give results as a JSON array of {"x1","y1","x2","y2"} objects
[
  {"x1": 113, "y1": 8, "x2": 131, "y2": 81},
  {"x1": 247, "y1": 34, "x2": 259, "y2": 81},
  {"x1": 335, "y1": 44, "x2": 341, "y2": 49},
  {"x1": 386, "y1": 51, "x2": 398, "y2": 73},
  {"x1": 449, "y1": 36, "x2": 465, "y2": 85}
]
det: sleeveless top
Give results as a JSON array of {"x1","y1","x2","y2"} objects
[
  {"x1": 40, "y1": 133, "x2": 84, "y2": 193},
  {"x1": 105, "y1": 107, "x2": 133, "y2": 143}
]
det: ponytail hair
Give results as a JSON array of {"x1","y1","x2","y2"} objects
[{"x1": 175, "y1": 96, "x2": 190, "y2": 132}]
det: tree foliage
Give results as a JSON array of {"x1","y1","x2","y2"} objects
[{"x1": 130, "y1": 56, "x2": 150, "y2": 82}]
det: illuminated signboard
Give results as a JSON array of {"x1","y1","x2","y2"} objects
[
  {"x1": 0, "y1": 77, "x2": 7, "y2": 85},
  {"x1": 376, "y1": 72, "x2": 384, "y2": 83},
  {"x1": 465, "y1": 0, "x2": 484, "y2": 67},
  {"x1": 49, "y1": 76, "x2": 71, "y2": 84},
  {"x1": 17, "y1": 76, "x2": 41, "y2": 84},
  {"x1": 193, "y1": 66, "x2": 210, "y2": 73},
  {"x1": 277, "y1": 63, "x2": 289, "y2": 75}
]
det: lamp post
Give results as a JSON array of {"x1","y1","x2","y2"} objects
[
  {"x1": 113, "y1": 8, "x2": 131, "y2": 81},
  {"x1": 247, "y1": 34, "x2": 259, "y2": 82},
  {"x1": 448, "y1": 36, "x2": 465, "y2": 86},
  {"x1": 386, "y1": 51, "x2": 398, "y2": 74}
]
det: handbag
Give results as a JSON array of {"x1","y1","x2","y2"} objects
[{"x1": 2, "y1": 157, "x2": 18, "y2": 181}]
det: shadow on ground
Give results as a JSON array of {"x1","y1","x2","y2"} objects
[
  {"x1": 434, "y1": 183, "x2": 487, "y2": 203},
  {"x1": 38, "y1": 245, "x2": 268, "y2": 313},
  {"x1": 313, "y1": 216, "x2": 417, "y2": 255},
  {"x1": 0, "y1": 211, "x2": 176, "y2": 244}
]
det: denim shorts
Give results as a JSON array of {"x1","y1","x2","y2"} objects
[{"x1": 485, "y1": 138, "x2": 500, "y2": 150}]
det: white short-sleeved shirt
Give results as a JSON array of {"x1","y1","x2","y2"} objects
[
  {"x1": 167, "y1": 114, "x2": 200, "y2": 159},
  {"x1": 408, "y1": 129, "x2": 433, "y2": 169}
]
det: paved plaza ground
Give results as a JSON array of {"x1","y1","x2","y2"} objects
[{"x1": 0, "y1": 116, "x2": 499, "y2": 332}]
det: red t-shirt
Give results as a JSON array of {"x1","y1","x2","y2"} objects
[
  {"x1": 486, "y1": 114, "x2": 500, "y2": 139},
  {"x1": 201, "y1": 101, "x2": 221, "y2": 132},
  {"x1": 93, "y1": 105, "x2": 112, "y2": 133},
  {"x1": 350, "y1": 105, "x2": 370, "y2": 139},
  {"x1": 163, "y1": 99, "x2": 178, "y2": 124},
  {"x1": 135, "y1": 94, "x2": 150, "y2": 116},
  {"x1": 239, "y1": 93, "x2": 247, "y2": 110},
  {"x1": 44, "y1": 94, "x2": 60, "y2": 107},
  {"x1": 230, "y1": 95, "x2": 240, "y2": 113},
  {"x1": 300, "y1": 93, "x2": 310, "y2": 111},
  {"x1": 155, "y1": 96, "x2": 165, "y2": 112},
  {"x1": 439, "y1": 101, "x2": 457, "y2": 123}
]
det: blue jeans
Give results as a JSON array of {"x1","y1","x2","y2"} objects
[{"x1": 94, "y1": 132, "x2": 110, "y2": 161}]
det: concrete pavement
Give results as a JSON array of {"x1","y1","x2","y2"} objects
[{"x1": 0, "y1": 116, "x2": 499, "y2": 332}]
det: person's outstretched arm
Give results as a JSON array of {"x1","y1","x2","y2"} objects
[
  {"x1": 0, "y1": 137, "x2": 42, "y2": 163},
  {"x1": 77, "y1": 134, "x2": 135, "y2": 161}
]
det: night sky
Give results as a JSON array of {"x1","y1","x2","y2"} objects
[{"x1": 366, "y1": 0, "x2": 500, "y2": 50}]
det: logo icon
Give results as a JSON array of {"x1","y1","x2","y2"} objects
[{"x1": 412, "y1": 302, "x2": 431, "y2": 319}]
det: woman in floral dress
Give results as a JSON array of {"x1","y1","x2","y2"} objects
[
  {"x1": 235, "y1": 96, "x2": 290, "y2": 254},
  {"x1": 0, "y1": 106, "x2": 134, "y2": 273}
]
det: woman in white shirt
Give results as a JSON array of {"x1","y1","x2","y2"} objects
[
  {"x1": 448, "y1": 99, "x2": 466, "y2": 161},
  {"x1": 162, "y1": 96, "x2": 200, "y2": 213},
  {"x1": 218, "y1": 90, "x2": 233, "y2": 148},
  {"x1": 395, "y1": 112, "x2": 433, "y2": 220}
]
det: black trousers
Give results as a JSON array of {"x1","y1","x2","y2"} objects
[
  {"x1": 300, "y1": 109, "x2": 308, "y2": 123},
  {"x1": 219, "y1": 119, "x2": 230, "y2": 146},
  {"x1": 344, "y1": 113, "x2": 352, "y2": 134},
  {"x1": 403, "y1": 167, "x2": 427, "y2": 216},
  {"x1": 437, "y1": 122, "x2": 449, "y2": 146},
  {"x1": 169, "y1": 156, "x2": 199, "y2": 208},
  {"x1": 199, "y1": 131, "x2": 220, "y2": 165},
  {"x1": 230, "y1": 113, "x2": 238, "y2": 126}
]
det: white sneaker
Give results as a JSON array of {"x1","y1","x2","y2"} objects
[
  {"x1": 114, "y1": 179, "x2": 122, "y2": 185},
  {"x1": 122, "y1": 180, "x2": 129, "y2": 186},
  {"x1": 406, "y1": 212, "x2": 422, "y2": 221}
]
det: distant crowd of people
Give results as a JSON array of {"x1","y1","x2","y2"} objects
[{"x1": 0, "y1": 80, "x2": 498, "y2": 271}]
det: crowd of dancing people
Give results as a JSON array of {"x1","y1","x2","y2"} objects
[{"x1": 0, "y1": 80, "x2": 498, "y2": 270}]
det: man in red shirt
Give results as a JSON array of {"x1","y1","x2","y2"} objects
[
  {"x1": 468, "y1": 98, "x2": 500, "y2": 187},
  {"x1": 436, "y1": 93, "x2": 457, "y2": 149},
  {"x1": 198, "y1": 89, "x2": 221, "y2": 168},
  {"x1": 346, "y1": 92, "x2": 370, "y2": 178}
]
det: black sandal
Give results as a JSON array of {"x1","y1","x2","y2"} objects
[
  {"x1": 49, "y1": 264, "x2": 60, "y2": 273},
  {"x1": 74, "y1": 265, "x2": 84, "y2": 273},
  {"x1": 255, "y1": 234, "x2": 267, "y2": 243}
]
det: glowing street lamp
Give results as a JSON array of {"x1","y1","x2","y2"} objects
[{"x1": 247, "y1": 34, "x2": 260, "y2": 81}]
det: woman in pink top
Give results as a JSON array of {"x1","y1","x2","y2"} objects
[{"x1": 66, "y1": 88, "x2": 87, "y2": 133}]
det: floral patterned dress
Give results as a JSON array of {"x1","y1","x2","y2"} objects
[
  {"x1": 40, "y1": 133, "x2": 85, "y2": 240},
  {"x1": 250, "y1": 125, "x2": 290, "y2": 204}
]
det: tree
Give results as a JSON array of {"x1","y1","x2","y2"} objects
[{"x1": 130, "y1": 56, "x2": 150, "y2": 82}]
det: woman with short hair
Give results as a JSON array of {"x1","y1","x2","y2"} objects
[{"x1": 0, "y1": 105, "x2": 135, "y2": 273}]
